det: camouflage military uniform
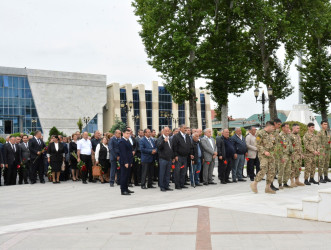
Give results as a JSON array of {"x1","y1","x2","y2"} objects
[
  {"x1": 255, "y1": 129, "x2": 276, "y2": 184},
  {"x1": 303, "y1": 131, "x2": 318, "y2": 180},
  {"x1": 317, "y1": 129, "x2": 331, "y2": 177},
  {"x1": 278, "y1": 131, "x2": 292, "y2": 185},
  {"x1": 272, "y1": 129, "x2": 281, "y2": 178},
  {"x1": 290, "y1": 132, "x2": 303, "y2": 179}
]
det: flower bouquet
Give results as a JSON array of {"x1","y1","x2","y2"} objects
[
  {"x1": 71, "y1": 152, "x2": 86, "y2": 172},
  {"x1": 33, "y1": 147, "x2": 48, "y2": 164},
  {"x1": 47, "y1": 165, "x2": 52, "y2": 181},
  {"x1": 116, "y1": 161, "x2": 120, "y2": 170},
  {"x1": 134, "y1": 156, "x2": 141, "y2": 164}
]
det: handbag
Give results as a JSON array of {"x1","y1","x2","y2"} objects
[
  {"x1": 92, "y1": 165, "x2": 102, "y2": 177},
  {"x1": 61, "y1": 162, "x2": 65, "y2": 172}
]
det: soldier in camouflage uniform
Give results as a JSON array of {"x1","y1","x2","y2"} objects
[
  {"x1": 250, "y1": 121, "x2": 276, "y2": 194},
  {"x1": 278, "y1": 123, "x2": 292, "y2": 189},
  {"x1": 317, "y1": 120, "x2": 331, "y2": 183},
  {"x1": 303, "y1": 122, "x2": 320, "y2": 185},
  {"x1": 270, "y1": 119, "x2": 282, "y2": 191},
  {"x1": 289, "y1": 124, "x2": 305, "y2": 187}
]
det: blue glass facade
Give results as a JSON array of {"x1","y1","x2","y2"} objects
[
  {"x1": 120, "y1": 88, "x2": 127, "y2": 125},
  {"x1": 200, "y1": 93, "x2": 206, "y2": 130},
  {"x1": 158, "y1": 86, "x2": 172, "y2": 131},
  {"x1": 132, "y1": 89, "x2": 140, "y2": 132},
  {"x1": 145, "y1": 90, "x2": 153, "y2": 130},
  {"x1": 0, "y1": 75, "x2": 42, "y2": 134},
  {"x1": 178, "y1": 103, "x2": 185, "y2": 127},
  {"x1": 83, "y1": 114, "x2": 98, "y2": 134}
]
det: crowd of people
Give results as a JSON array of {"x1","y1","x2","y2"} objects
[{"x1": 0, "y1": 120, "x2": 330, "y2": 196}]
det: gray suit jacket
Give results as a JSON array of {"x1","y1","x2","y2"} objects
[
  {"x1": 200, "y1": 136, "x2": 217, "y2": 162},
  {"x1": 19, "y1": 142, "x2": 30, "y2": 161}
]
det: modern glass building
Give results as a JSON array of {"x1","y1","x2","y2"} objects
[
  {"x1": 0, "y1": 66, "x2": 107, "y2": 139},
  {"x1": 104, "y1": 81, "x2": 212, "y2": 134}
]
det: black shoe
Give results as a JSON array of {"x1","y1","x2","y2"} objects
[
  {"x1": 141, "y1": 186, "x2": 147, "y2": 189},
  {"x1": 148, "y1": 185, "x2": 156, "y2": 189},
  {"x1": 24, "y1": 181, "x2": 29, "y2": 184},
  {"x1": 232, "y1": 180, "x2": 237, "y2": 183},
  {"x1": 110, "y1": 183, "x2": 114, "y2": 187},
  {"x1": 121, "y1": 191, "x2": 131, "y2": 195},
  {"x1": 238, "y1": 179, "x2": 247, "y2": 182},
  {"x1": 319, "y1": 177, "x2": 326, "y2": 183},
  {"x1": 128, "y1": 183, "x2": 133, "y2": 187},
  {"x1": 304, "y1": 179, "x2": 311, "y2": 185},
  {"x1": 243, "y1": 175, "x2": 247, "y2": 178},
  {"x1": 225, "y1": 180, "x2": 232, "y2": 183},
  {"x1": 208, "y1": 182, "x2": 217, "y2": 185},
  {"x1": 175, "y1": 187, "x2": 182, "y2": 190},
  {"x1": 128, "y1": 189, "x2": 134, "y2": 193},
  {"x1": 82, "y1": 181, "x2": 88, "y2": 184},
  {"x1": 195, "y1": 183, "x2": 203, "y2": 186},
  {"x1": 181, "y1": 186, "x2": 188, "y2": 189},
  {"x1": 250, "y1": 178, "x2": 254, "y2": 181},
  {"x1": 31, "y1": 181, "x2": 36, "y2": 184},
  {"x1": 274, "y1": 176, "x2": 277, "y2": 180},
  {"x1": 325, "y1": 176, "x2": 331, "y2": 182},
  {"x1": 283, "y1": 184, "x2": 292, "y2": 188},
  {"x1": 191, "y1": 183, "x2": 195, "y2": 187},
  {"x1": 89, "y1": 180, "x2": 97, "y2": 183},
  {"x1": 270, "y1": 183, "x2": 279, "y2": 191},
  {"x1": 184, "y1": 182, "x2": 190, "y2": 186},
  {"x1": 165, "y1": 187, "x2": 174, "y2": 191},
  {"x1": 203, "y1": 182, "x2": 209, "y2": 186},
  {"x1": 161, "y1": 188, "x2": 166, "y2": 192},
  {"x1": 310, "y1": 178, "x2": 318, "y2": 184},
  {"x1": 40, "y1": 180, "x2": 45, "y2": 184},
  {"x1": 53, "y1": 181, "x2": 56, "y2": 184},
  {"x1": 221, "y1": 180, "x2": 227, "y2": 184}
]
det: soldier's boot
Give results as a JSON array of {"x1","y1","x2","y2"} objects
[
  {"x1": 290, "y1": 178, "x2": 298, "y2": 188},
  {"x1": 295, "y1": 178, "x2": 305, "y2": 186},
  {"x1": 319, "y1": 176, "x2": 326, "y2": 183},
  {"x1": 250, "y1": 181, "x2": 258, "y2": 193},
  {"x1": 309, "y1": 178, "x2": 318, "y2": 184},
  {"x1": 324, "y1": 176, "x2": 331, "y2": 182},
  {"x1": 304, "y1": 179, "x2": 311, "y2": 185},
  {"x1": 278, "y1": 184, "x2": 284, "y2": 190},
  {"x1": 270, "y1": 182, "x2": 279, "y2": 191},
  {"x1": 265, "y1": 186, "x2": 276, "y2": 194},
  {"x1": 283, "y1": 183, "x2": 293, "y2": 188}
]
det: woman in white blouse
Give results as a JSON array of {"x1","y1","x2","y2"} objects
[
  {"x1": 47, "y1": 135, "x2": 65, "y2": 184},
  {"x1": 95, "y1": 137, "x2": 110, "y2": 184}
]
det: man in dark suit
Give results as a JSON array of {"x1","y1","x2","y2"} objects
[
  {"x1": 119, "y1": 128, "x2": 134, "y2": 195},
  {"x1": 216, "y1": 132, "x2": 226, "y2": 184},
  {"x1": 108, "y1": 130, "x2": 121, "y2": 187},
  {"x1": 157, "y1": 127, "x2": 174, "y2": 191},
  {"x1": 172, "y1": 124, "x2": 194, "y2": 190},
  {"x1": 29, "y1": 130, "x2": 46, "y2": 184},
  {"x1": 140, "y1": 128, "x2": 157, "y2": 189},
  {"x1": 18, "y1": 135, "x2": 30, "y2": 184},
  {"x1": 0, "y1": 143, "x2": 4, "y2": 186},
  {"x1": 133, "y1": 129, "x2": 143, "y2": 186},
  {"x1": 3, "y1": 136, "x2": 21, "y2": 185},
  {"x1": 127, "y1": 127, "x2": 136, "y2": 187}
]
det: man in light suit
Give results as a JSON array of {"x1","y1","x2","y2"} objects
[
  {"x1": 200, "y1": 128, "x2": 218, "y2": 185},
  {"x1": 140, "y1": 128, "x2": 157, "y2": 189},
  {"x1": 19, "y1": 135, "x2": 30, "y2": 184},
  {"x1": 245, "y1": 127, "x2": 260, "y2": 181}
]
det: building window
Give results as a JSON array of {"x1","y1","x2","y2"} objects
[
  {"x1": 132, "y1": 89, "x2": 140, "y2": 133},
  {"x1": 0, "y1": 75, "x2": 42, "y2": 134},
  {"x1": 145, "y1": 90, "x2": 152, "y2": 130},
  {"x1": 200, "y1": 93, "x2": 206, "y2": 130},
  {"x1": 158, "y1": 86, "x2": 172, "y2": 131},
  {"x1": 120, "y1": 88, "x2": 127, "y2": 125},
  {"x1": 178, "y1": 103, "x2": 185, "y2": 127}
]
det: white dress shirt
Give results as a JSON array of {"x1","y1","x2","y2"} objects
[
  {"x1": 95, "y1": 143, "x2": 109, "y2": 161},
  {"x1": 77, "y1": 139, "x2": 92, "y2": 155},
  {"x1": 206, "y1": 136, "x2": 214, "y2": 149}
]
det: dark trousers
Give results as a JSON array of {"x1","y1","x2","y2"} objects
[
  {"x1": 159, "y1": 158, "x2": 171, "y2": 189},
  {"x1": 132, "y1": 159, "x2": 141, "y2": 185},
  {"x1": 110, "y1": 160, "x2": 117, "y2": 184},
  {"x1": 19, "y1": 161, "x2": 29, "y2": 184},
  {"x1": 80, "y1": 154, "x2": 92, "y2": 181},
  {"x1": 30, "y1": 157, "x2": 45, "y2": 182},
  {"x1": 120, "y1": 164, "x2": 130, "y2": 192},
  {"x1": 174, "y1": 156, "x2": 187, "y2": 188},
  {"x1": 141, "y1": 162, "x2": 154, "y2": 187},
  {"x1": 247, "y1": 157, "x2": 260, "y2": 179},
  {"x1": 3, "y1": 167, "x2": 8, "y2": 185},
  {"x1": 7, "y1": 164, "x2": 17, "y2": 185},
  {"x1": 219, "y1": 157, "x2": 233, "y2": 181}
]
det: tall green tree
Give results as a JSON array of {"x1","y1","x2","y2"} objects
[
  {"x1": 296, "y1": 0, "x2": 331, "y2": 121},
  {"x1": 199, "y1": 0, "x2": 252, "y2": 129},
  {"x1": 132, "y1": 0, "x2": 209, "y2": 128}
]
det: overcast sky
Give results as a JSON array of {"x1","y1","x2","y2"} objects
[{"x1": 0, "y1": 0, "x2": 324, "y2": 118}]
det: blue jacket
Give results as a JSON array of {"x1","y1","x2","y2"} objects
[
  {"x1": 140, "y1": 136, "x2": 157, "y2": 163},
  {"x1": 119, "y1": 138, "x2": 133, "y2": 165},
  {"x1": 108, "y1": 136, "x2": 120, "y2": 161},
  {"x1": 231, "y1": 134, "x2": 247, "y2": 155}
]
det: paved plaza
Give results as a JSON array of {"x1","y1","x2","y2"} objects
[{"x1": 1, "y1": 170, "x2": 331, "y2": 250}]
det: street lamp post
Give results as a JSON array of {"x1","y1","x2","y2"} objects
[
  {"x1": 83, "y1": 116, "x2": 90, "y2": 132},
  {"x1": 227, "y1": 115, "x2": 233, "y2": 129},
  {"x1": 254, "y1": 87, "x2": 273, "y2": 128},
  {"x1": 132, "y1": 114, "x2": 140, "y2": 133},
  {"x1": 160, "y1": 111, "x2": 173, "y2": 129},
  {"x1": 120, "y1": 100, "x2": 133, "y2": 125},
  {"x1": 172, "y1": 117, "x2": 178, "y2": 129},
  {"x1": 31, "y1": 119, "x2": 37, "y2": 131}
]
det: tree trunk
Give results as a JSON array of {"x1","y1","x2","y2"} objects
[
  {"x1": 221, "y1": 103, "x2": 228, "y2": 129},
  {"x1": 188, "y1": 48, "x2": 198, "y2": 129},
  {"x1": 268, "y1": 95, "x2": 278, "y2": 121}
]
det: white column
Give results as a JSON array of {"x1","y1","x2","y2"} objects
[
  {"x1": 152, "y1": 81, "x2": 159, "y2": 132},
  {"x1": 137, "y1": 84, "x2": 147, "y2": 131}
]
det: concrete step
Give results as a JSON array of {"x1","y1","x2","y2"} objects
[{"x1": 287, "y1": 204, "x2": 303, "y2": 219}]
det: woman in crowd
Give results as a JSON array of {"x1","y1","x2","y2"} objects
[
  {"x1": 69, "y1": 133, "x2": 79, "y2": 181},
  {"x1": 95, "y1": 137, "x2": 110, "y2": 184},
  {"x1": 47, "y1": 135, "x2": 65, "y2": 184}
]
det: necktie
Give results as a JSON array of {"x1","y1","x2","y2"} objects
[
  {"x1": 12, "y1": 144, "x2": 16, "y2": 152},
  {"x1": 148, "y1": 138, "x2": 153, "y2": 148},
  {"x1": 38, "y1": 139, "x2": 41, "y2": 145}
]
